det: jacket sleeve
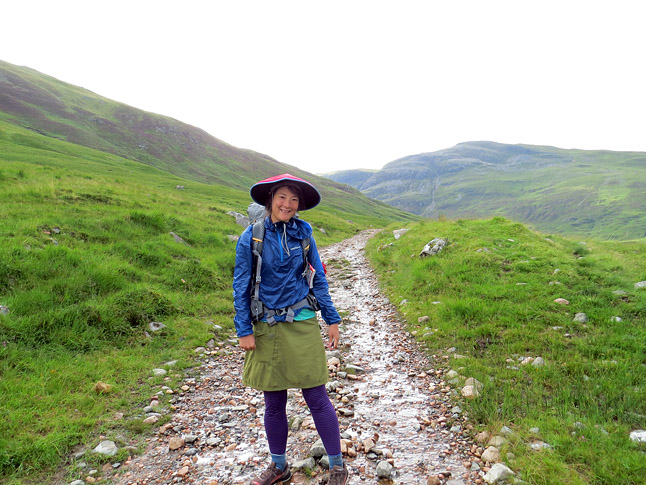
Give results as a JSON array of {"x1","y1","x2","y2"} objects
[
  {"x1": 232, "y1": 226, "x2": 254, "y2": 337},
  {"x1": 307, "y1": 236, "x2": 342, "y2": 325}
]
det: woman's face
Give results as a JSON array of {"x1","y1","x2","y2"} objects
[{"x1": 270, "y1": 186, "x2": 300, "y2": 223}]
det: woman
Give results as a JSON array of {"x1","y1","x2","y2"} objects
[{"x1": 233, "y1": 174, "x2": 349, "y2": 485}]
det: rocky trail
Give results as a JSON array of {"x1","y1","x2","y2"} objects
[{"x1": 115, "y1": 231, "x2": 485, "y2": 485}]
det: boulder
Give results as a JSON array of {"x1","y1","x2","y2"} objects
[
  {"x1": 419, "y1": 238, "x2": 448, "y2": 257},
  {"x1": 93, "y1": 440, "x2": 118, "y2": 456}
]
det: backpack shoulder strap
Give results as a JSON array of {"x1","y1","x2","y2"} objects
[
  {"x1": 252, "y1": 220, "x2": 265, "y2": 255},
  {"x1": 251, "y1": 221, "x2": 265, "y2": 301},
  {"x1": 300, "y1": 236, "x2": 311, "y2": 273}
]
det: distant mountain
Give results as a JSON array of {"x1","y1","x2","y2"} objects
[
  {"x1": 323, "y1": 141, "x2": 646, "y2": 239},
  {"x1": 0, "y1": 59, "x2": 416, "y2": 223}
]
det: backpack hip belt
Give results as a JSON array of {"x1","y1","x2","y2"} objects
[{"x1": 260, "y1": 292, "x2": 320, "y2": 325}]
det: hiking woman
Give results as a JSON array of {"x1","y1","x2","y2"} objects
[{"x1": 233, "y1": 174, "x2": 349, "y2": 485}]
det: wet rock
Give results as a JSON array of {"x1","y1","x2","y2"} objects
[
  {"x1": 293, "y1": 457, "x2": 316, "y2": 470},
  {"x1": 363, "y1": 437, "x2": 376, "y2": 452},
  {"x1": 143, "y1": 415, "x2": 159, "y2": 424},
  {"x1": 291, "y1": 416, "x2": 304, "y2": 430},
  {"x1": 327, "y1": 356, "x2": 341, "y2": 366},
  {"x1": 481, "y1": 446, "x2": 501, "y2": 463},
  {"x1": 169, "y1": 437, "x2": 185, "y2": 450},
  {"x1": 310, "y1": 440, "x2": 327, "y2": 457},
  {"x1": 345, "y1": 364, "x2": 365, "y2": 373},
  {"x1": 483, "y1": 463, "x2": 515, "y2": 483},
  {"x1": 376, "y1": 460, "x2": 393, "y2": 478}
]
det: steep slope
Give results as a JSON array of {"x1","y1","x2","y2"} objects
[
  {"x1": 324, "y1": 141, "x2": 646, "y2": 239},
  {"x1": 0, "y1": 59, "x2": 417, "y2": 224}
]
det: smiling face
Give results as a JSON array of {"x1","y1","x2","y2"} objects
[{"x1": 270, "y1": 186, "x2": 300, "y2": 223}]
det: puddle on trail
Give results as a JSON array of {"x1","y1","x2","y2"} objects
[
  {"x1": 320, "y1": 231, "x2": 476, "y2": 483},
  {"x1": 118, "y1": 231, "x2": 479, "y2": 485}
]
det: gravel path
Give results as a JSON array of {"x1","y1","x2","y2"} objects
[{"x1": 116, "y1": 231, "x2": 484, "y2": 484}]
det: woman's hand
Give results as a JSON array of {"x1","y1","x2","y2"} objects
[
  {"x1": 327, "y1": 324, "x2": 340, "y2": 350},
  {"x1": 239, "y1": 334, "x2": 256, "y2": 351}
]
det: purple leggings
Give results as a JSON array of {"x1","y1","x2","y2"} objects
[{"x1": 263, "y1": 385, "x2": 341, "y2": 456}]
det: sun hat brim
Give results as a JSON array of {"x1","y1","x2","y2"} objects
[{"x1": 250, "y1": 173, "x2": 321, "y2": 210}]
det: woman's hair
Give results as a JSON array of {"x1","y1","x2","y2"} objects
[{"x1": 264, "y1": 183, "x2": 305, "y2": 213}]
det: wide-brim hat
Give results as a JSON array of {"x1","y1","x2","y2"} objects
[{"x1": 250, "y1": 173, "x2": 321, "y2": 210}]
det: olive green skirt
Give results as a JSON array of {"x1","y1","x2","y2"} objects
[{"x1": 242, "y1": 317, "x2": 328, "y2": 391}]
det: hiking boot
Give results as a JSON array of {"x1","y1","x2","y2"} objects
[
  {"x1": 328, "y1": 464, "x2": 349, "y2": 485},
  {"x1": 249, "y1": 462, "x2": 292, "y2": 485}
]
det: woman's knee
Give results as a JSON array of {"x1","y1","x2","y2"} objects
[
  {"x1": 264, "y1": 389, "x2": 288, "y2": 414},
  {"x1": 302, "y1": 385, "x2": 332, "y2": 411}
]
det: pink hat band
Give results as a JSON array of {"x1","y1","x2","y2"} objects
[{"x1": 250, "y1": 173, "x2": 321, "y2": 210}]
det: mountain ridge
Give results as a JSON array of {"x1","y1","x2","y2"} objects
[{"x1": 323, "y1": 141, "x2": 646, "y2": 240}]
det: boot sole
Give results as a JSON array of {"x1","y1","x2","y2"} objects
[{"x1": 277, "y1": 471, "x2": 292, "y2": 484}]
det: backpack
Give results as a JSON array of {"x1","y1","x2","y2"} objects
[{"x1": 248, "y1": 212, "x2": 320, "y2": 324}]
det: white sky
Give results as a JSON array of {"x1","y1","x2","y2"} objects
[{"x1": 2, "y1": 1, "x2": 645, "y2": 174}]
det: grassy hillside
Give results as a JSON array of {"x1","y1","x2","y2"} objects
[
  {"x1": 366, "y1": 218, "x2": 646, "y2": 484},
  {"x1": 0, "y1": 59, "x2": 408, "y2": 212},
  {"x1": 0, "y1": 119, "x2": 415, "y2": 483},
  {"x1": 326, "y1": 141, "x2": 646, "y2": 240}
]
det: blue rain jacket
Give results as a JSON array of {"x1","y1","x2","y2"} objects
[{"x1": 233, "y1": 216, "x2": 341, "y2": 338}]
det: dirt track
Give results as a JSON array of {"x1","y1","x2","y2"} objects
[{"x1": 115, "y1": 230, "x2": 483, "y2": 484}]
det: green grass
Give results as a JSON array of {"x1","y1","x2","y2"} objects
[
  {"x1": 0, "y1": 120, "x2": 413, "y2": 483},
  {"x1": 335, "y1": 142, "x2": 646, "y2": 240},
  {"x1": 366, "y1": 217, "x2": 646, "y2": 484}
]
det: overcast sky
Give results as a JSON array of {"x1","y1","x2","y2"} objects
[{"x1": 2, "y1": 1, "x2": 645, "y2": 174}]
